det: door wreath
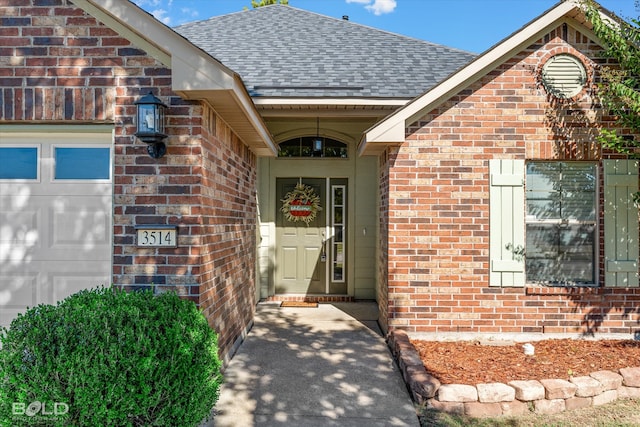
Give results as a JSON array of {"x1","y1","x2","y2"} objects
[{"x1": 281, "y1": 183, "x2": 322, "y2": 225}]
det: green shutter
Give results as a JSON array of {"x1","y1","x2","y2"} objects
[
  {"x1": 489, "y1": 159, "x2": 525, "y2": 287},
  {"x1": 604, "y1": 159, "x2": 639, "y2": 287}
]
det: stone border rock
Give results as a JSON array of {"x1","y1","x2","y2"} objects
[{"x1": 388, "y1": 330, "x2": 640, "y2": 418}]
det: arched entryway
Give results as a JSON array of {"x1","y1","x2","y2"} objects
[{"x1": 256, "y1": 126, "x2": 378, "y2": 302}]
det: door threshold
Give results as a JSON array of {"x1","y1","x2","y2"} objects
[{"x1": 266, "y1": 294, "x2": 354, "y2": 303}]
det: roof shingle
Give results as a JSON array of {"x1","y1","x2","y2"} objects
[{"x1": 175, "y1": 5, "x2": 476, "y2": 99}]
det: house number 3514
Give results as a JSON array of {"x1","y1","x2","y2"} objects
[{"x1": 136, "y1": 227, "x2": 177, "y2": 247}]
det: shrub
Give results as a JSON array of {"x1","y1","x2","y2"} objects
[{"x1": 0, "y1": 287, "x2": 222, "y2": 426}]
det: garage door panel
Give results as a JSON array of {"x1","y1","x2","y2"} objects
[
  {"x1": 0, "y1": 186, "x2": 37, "y2": 205},
  {"x1": 0, "y1": 208, "x2": 40, "y2": 253},
  {"x1": 0, "y1": 273, "x2": 38, "y2": 309},
  {"x1": 0, "y1": 263, "x2": 110, "y2": 328},
  {"x1": 1, "y1": 198, "x2": 110, "y2": 261},
  {"x1": 51, "y1": 197, "x2": 110, "y2": 250},
  {"x1": 43, "y1": 263, "x2": 110, "y2": 304},
  {"x1": 51, "y1": 269, "x2": 110, "y2": 302},
  {"x1": 1, "y1": 309, "x2": 29, "y2": 328}
]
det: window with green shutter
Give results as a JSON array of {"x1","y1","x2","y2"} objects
[
  {"x1": 525, "y1": 162, "x2": 597, "y2": 285},
  {"x1": 491, "y1": 159, "x2": 639, "y2": 288}
]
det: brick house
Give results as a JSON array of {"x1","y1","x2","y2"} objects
[
  {"x1": 1, "y1": 0, "x2": 638, "y2": 363},
  {"x1": 362, "y1": 1, "x2": 640, "y2": 338}
]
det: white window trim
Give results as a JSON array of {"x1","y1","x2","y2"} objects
[
  {"x1": 50, "y1": 144, "x2": 113, "y2": 183},
  {"x1": 0, "y1": 145, "x2": 41, "y2": 183}
]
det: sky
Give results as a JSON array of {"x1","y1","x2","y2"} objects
[{"x1": 133, "y1": 0, "x2": 638, "y2": 53}]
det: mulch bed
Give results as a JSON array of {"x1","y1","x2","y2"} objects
[{"x1": 411, "y1": 339, "x2": 640, "y2": 385}]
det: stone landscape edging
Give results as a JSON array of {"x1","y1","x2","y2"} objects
[{"x1": 387, "y1": 330, "x2": 640, "y2": 418}]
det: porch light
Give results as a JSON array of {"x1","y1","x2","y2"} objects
[
  {"x1": 135, "y1": 91, "x2": 168, "y2": 158},
  {"x1": 313, "y1": 117, "x2": 322, "y2": 154}
]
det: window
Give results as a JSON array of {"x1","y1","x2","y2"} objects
[
  {"x1": 54, "y1": 147, "x2": 111, "y2": 180},
  {"x1": 278, "y1": 137, "x2": 347, "y2": 158},
  {"x1": 331, "y1": 185, "x2": 346, "y2": 282},
  {"x1": 525, "y1": 162, "x2": 597, "y2": 285},
  {"x1": 0, "y1": 147, "x2": 38, "y2": 180}
]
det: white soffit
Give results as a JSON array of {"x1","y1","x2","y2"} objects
[
  {"x1": 253, "y1": 98, "x2": 410, "y2": 106},
  {"x1": 255, "y1": 98, "x2": 410, "y2": 119}
]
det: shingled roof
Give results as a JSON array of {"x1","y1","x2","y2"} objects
[{"x1": 175, "y1": 5, "x2": 476, "y2": 99}]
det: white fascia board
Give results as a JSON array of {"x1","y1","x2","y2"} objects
[
  {"x1": 364, "y1": 120, "x2": 406, "y2": 146},
  {"x1": 363, "y1": 1, "x2": 580, "y2": 146},
  {"x1": 229, "y1": 77, "x2": 279, "y2": 156},
  {"x1": 171, "y1": 54, "x2": 235, "y2": 93}
]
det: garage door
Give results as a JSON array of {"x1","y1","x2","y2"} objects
[{"x1": 0, "y1": 130, "x2": 113, "y2": 327}]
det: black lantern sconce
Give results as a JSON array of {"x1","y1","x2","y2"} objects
[
  {"x1": 134, "y1": 91, "x2": 168, "y2": 158},
  {"x1": 312, "y1": 117, "x2": 323, "y2": 156}
]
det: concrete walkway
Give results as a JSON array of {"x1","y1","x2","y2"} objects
[{"x1": 207, "y1": 302, "x2": 419, "y2": 426}]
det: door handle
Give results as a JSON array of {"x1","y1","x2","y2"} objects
[{"x1": 320, "y1": 232, "x2": 327, "y2": 262}]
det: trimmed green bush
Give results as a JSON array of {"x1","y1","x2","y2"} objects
[{"x1": 0, "y1": 287, "x2": 222, "y2": 426}]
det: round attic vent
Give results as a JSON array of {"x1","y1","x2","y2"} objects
[{"x1": 541, "y1": 54, "x2": 587, "y2": 98}]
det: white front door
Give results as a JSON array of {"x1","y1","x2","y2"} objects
[{"x1": 0, "y1": 130, "x2": 113, "y2": 327}]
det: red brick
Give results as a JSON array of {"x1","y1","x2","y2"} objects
[
  {"x1": 385, "y1": 25, "x2": 637, "y2": 337},
  {"x1": 0, "y1": 0, "x2": 257, "y2": 363}
]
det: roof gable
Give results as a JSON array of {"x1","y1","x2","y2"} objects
[
  {"x1": 360, "y1": 0, "x2": 613, "y2": 155},
  {"x1": 73, "y1": 0, "x2": 276, "y2": 156},
  {"x1": 175, "y1": 5, "x2": 476, "y2": 100}
]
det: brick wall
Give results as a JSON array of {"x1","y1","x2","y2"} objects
[
  {"x1": 1, "y1": 0, "x2": 258, "y2": 361},
  {"x1": 384, "y1": 24, "x2": 640, "y2": 338},
  {"x1": 378, "y1": 149, "x2": 391, "y2": 334},
  {"x1": 1, "y1": 0, "x2": 121, "y2": 122},
  {"x1": 197, "y1": 103, "x2": 258, "y2": 358}
]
